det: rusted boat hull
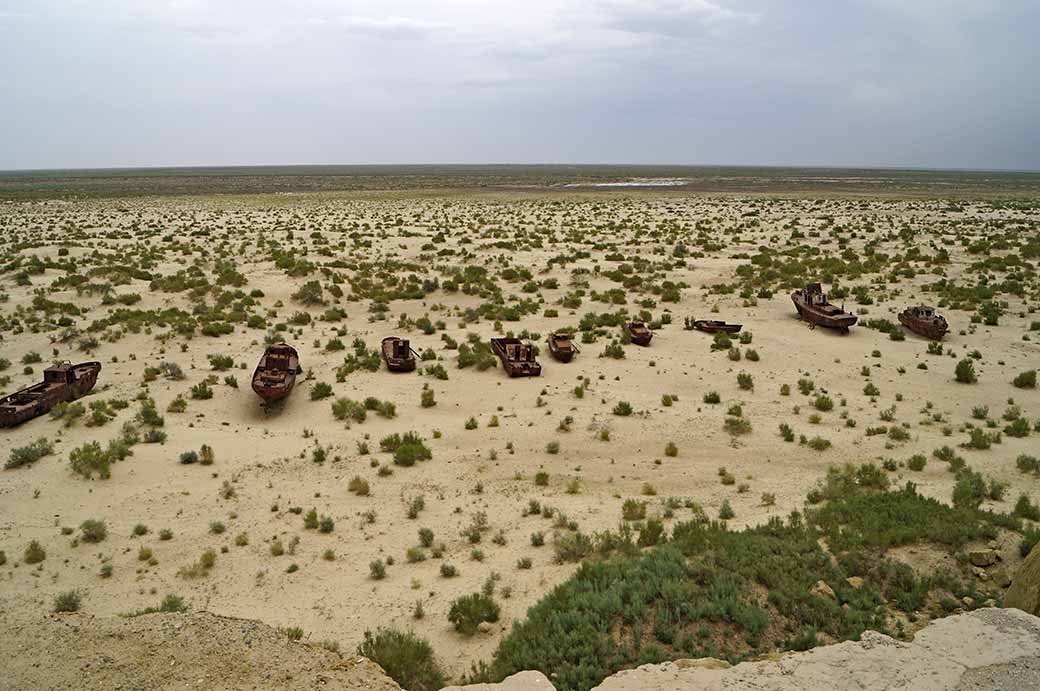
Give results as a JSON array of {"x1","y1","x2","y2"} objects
[
  {"x1": 691, "y1": 320, "x2": 742, "y2": 334},
  {"x1": 899, "y1": 311, "x2": 948, "y2": 340},
  {"x1": 252, "y1": 343, "x2": 299, "y2": 403},
  {"x1": 490, "y1": 338, "x2": 542, "y2": 377},
  {"x1": 382, "y1": 337, "x2": 417, "y2": 372},
  {"x1": 626, "y1": 322, "x2": 653, "y2": 346},
  {"x1": 547, "y1": 333, "x2": 578, "y2": 363},
  {"x1": 0, "y1": 361, "x2": 101, "y2": 427},
  {"x1": 792, "y1": 284, "x2": 857, "y2": 332}
]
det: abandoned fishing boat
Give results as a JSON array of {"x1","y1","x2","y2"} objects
[
  {"x1": 490, "y1": 338, "x2": 542, "y2": 377},
  {"x1": 381, "y1": 336, "x2": 419, "y2": 372},
  {"x1": 899, "y1": 305, "x2": 948, "y2": 340},
  {"x1": 686, "y1": 318, "x2": 743, "y2": 334},
  {"x1": 546, "y1": 332, "x2": 579, "y2": 363},
  {"x1": 791, "y1": 283, "x2": 857, "y2": 333},
  {"x1": 0, "y1": 361, "x2": 101, "y2": 428},
  {"x1": 251, "y1": 343, "x2": 300, "y2": 404},
  {"x1": 626, "y1": 321, "x2": 653, "y2": 346}
]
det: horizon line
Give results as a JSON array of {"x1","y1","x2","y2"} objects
[{"x1": 2, "y1": 163, "x2": 1040, "y2": 176}]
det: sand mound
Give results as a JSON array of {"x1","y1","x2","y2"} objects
[{"x1": 0, "y1": 610, "x2": 401, "y2": 691}]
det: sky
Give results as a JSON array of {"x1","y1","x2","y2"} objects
[{"x1": 1, "y1": 0, "x2": 1038, "y2": 170}]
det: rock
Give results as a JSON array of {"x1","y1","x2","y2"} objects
[
  {"x1": 590, "y1": 608, "x2": 1040, "y2": 691},
  {"x1": 477, "y1": 621, "x2": 494, "y2": 634},
  {"x1": 846, "y1": 576, "x2": 865, "y2": 589},
  {"x1": 811, "y1": 580, "x2": 837, "y2": 600},
  {"x1": 969, "y1": 549, "x2": 998, "y2": 567},
  {"x1": 1007, "y1": 541, "x2": 1040, "y2": 615},
  {"x1": 962, "y1": 597, "x2": 975, "y2": 608},
  {"x1": 673, "y1": 658, "x2": 730, "y2": 670},
  {"x1": 993, "y1": 569, "x2": 1012, "y2": 588},
  {"x1": 442, "y1": 671, "x2": 556, "y2": 691}
]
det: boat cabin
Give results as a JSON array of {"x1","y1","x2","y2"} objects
[
  {"x1": 506, "y1": 343, "x2": 535, "y2": 362},
  {"x1": 43, "y1": 363, "x2": 76, "y2": 384}
]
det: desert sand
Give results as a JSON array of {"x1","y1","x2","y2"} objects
[{"x1": 1, "y1": 190, "x2": 1037, "y2": 680}]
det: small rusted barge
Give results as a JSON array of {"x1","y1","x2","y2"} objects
[
  {"x1": 792, "y1": 283, "x2": 857, "y2": 333},
  {"x1": 686, "y1": 319, "x2": 742, "y2": 334},
  {"x1": 626, "y1": 322, "x2": 653, "y2": 346},
  {"x1": 0, "y1": 362, "x2": 100, "y2": 426},
  {"x1": 251, "y1": 343, "x2": 300, "y2": 404},
  {"x1": 899, "y1": 305, "x2": 948, "y2": 340},
  {"x1": 0, "y1": 361, "x2": 101, "y2": 427},
  {"x1": 490, "y1": 338, "x2": 542, "y2": 377},
  {"x1": 381, "y1": 336, "x2": 419, "y2": 372},
  {"x1": 546, "y1": 332, "x2": 579, "y2": 363}
]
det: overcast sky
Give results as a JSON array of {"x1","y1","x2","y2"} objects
[{"x1": 1, "y1": 0, "x2": 1037, "y2": 170}]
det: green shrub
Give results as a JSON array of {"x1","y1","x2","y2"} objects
[
  {"x1": 1017, "y1": 454, "x2": 1039, "y2": 474},
  {"x1": 553, "y1": 532, "x2": 593, "y2": 563},
  {"x1": 737, "y1": 372, "x2": 754, "y2": 390},
  {"x1": 1014, "y1": 495, "x2": 1040, "y2": 521},
  {"x1": 6, "y1": 438, "x2": 53, "y2": 469},
  {"x1": 69, "y1": 442, "x2": 111, "y2": 479},
  {"x1": 208, "y1": 354, "x2": 234, "y2": 370},
  {"x1": 814, "y1": 395, "x2": 834, "y2": 412},
  {"x1": 311, "y1": 382, "x2": 333, "y2": 400},
  {"x1": 613, "y1": 401, "x2": 633, "y2": 416},
  {"x1": 955, "y1": 359, "x2": 977, "y2": 384},
  {"x1": 332, "y1": 398, "x2": 366, "y2": 422},
  {"x1": 724, "y1": 417, "x2": 752, "y2": 435},
  {"x1": 448, "y1": 593, "x2": 500, "y2": 635},
  {"x1": 358, "y1": 629, "x2": 446, "y2": 691},
  {"x1": 622, "y1": 499, "x2": 646, "y2": 521},
  {"x1": 703, "y1": 391, "x2": 721, "y2": 404},
  {"x1": 1012, "y1": 370, "x2": 1037, "y2": 389},
  {"x1": 952, "y1": 469, "x2": 987, "y2": 510},
  {"x1": 24, "y1": 540, "x2": 46, "y2": 564},
  {"x1": 53, "y1": 590, "x2": 81, "y2": 613},
  {"x1": 80, "y1": 519, "x2": 107, "y2": 543}
]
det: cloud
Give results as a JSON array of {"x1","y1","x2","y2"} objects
[
  {"x1": 0, "y1": 0, "x2": 1037, "y2": 169},
  {"x1": 596, "y1": 0, "x2": 760, "y2": 38},
  {"x1": 336, "y1": 15, "x2": 443, "y2": 39}
]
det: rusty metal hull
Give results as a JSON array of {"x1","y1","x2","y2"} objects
[
  {"x1": 792, "y1": 284, "x2": 857, "y2": 332},
  {"x1": 547, "y1": 333, "x2": 578, "y2": 363},
  {"x1": 382, "y1": 337, "x2": 417, "y2": 372},
  {"x1": 0, "y1": 361, "x2": 101, "y2": 427},
  {"x1": 690, "y1": 319, "x2": 742, "y2": 334},
  {"x1": 490, "y1": 338, "x2": 541, "y2": 377},
  {"x1": 899, "y1": 308, "x2": 948, "y2": 340},
  {"x1": 252, "y1": 343, "x2": 299, "y2": 403},
  {"x1": 627, "y1": 322, "x2": 653, "y2": 346}
]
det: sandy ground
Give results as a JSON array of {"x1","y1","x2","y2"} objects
[
  {"x1": 0, "y1": 610, "x2": 401, "y2": 691},
  {"x1": 1, "y1": 191, "x2": 1038, "y2": 680}
]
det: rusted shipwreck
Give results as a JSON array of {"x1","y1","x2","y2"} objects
[
  {"x1": 792, "y1": 283, "x2": 857, "y2": 333},
  {"x1": 251, "y1": 343, "x2": 300, "y2": 404},
  {"x1": 899, "y1": 305, "x2": 948, "y2": 340},
  {"x1": 626, "y1": 321, "x2": 653, "y2": 346},
  {"x1": 490, "y1": 338, "x2": 542, "y2": 377},
  {"x1": 546, "y1": 332, "x2": 579, "y2": 363},
  {"x1": 0, "y1": 361, "x2": 101, "y2": 427},
  {"x1": 686, "y1": 318, "x2": 742, "y2": 334},
  {"x1": 382, "y1": 336, "x2": 418, "y2": 372}
]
